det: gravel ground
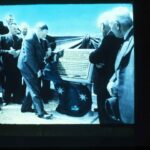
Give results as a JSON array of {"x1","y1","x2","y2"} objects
[{"x1": 0, "y1": 99, "x2": 99, "y2": 124}]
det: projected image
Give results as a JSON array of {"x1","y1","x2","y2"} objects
[{"x1": 0, "y1": 4, "x2": 134, "y2": 124}]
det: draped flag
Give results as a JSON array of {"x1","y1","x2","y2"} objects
[{"x1": 42, "y1": 35, "x2": 100, "y2": 117}]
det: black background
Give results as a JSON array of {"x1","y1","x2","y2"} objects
[{"x1": 0, "y1": 0, "x2": 148, "y2": 148}]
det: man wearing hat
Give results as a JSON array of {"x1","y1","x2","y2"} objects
[{"x1": 0, "y1": 21, "x2": 9, "y2": 35}]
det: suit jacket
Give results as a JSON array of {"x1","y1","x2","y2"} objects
[
  {"x1": 111, "y1": 26, "x2": 134, "y2": 124},
  {"x1": 46, "y1": 35, "x2": 56, "y2": 51},
  {"x1": 89, "y1": 31, "x2": 123, "y2": 94},
  {"x1": 18, "y1": 33, "x2": 47, "y2": 77},
  {"x1": 0, "y1": 34, "x2": 22, "y2": 67}
]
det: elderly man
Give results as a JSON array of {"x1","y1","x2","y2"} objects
[
  {"x1": 20, "y1": 22, "x2": 28, "y2": 38},
  {"x1": 17, "y1": 23, "x2": 53, "y2": 119},
  {"x1": 107, "y1": 7, "x2": 134, "y2": 124},
  {"x1": 89, "y1": 12, "x2": 123, "y2": 124},
  {"x1": 1, "y1": 22, "x2": 23, "y2": 104}
]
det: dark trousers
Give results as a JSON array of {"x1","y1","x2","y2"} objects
[
  {"x1": 41, "y1": 79, "x2": 51, "y2": 103},
  {"x1": 0, "y1": 70, "x2": 4, "y2": 90},
  {"x1": 3, "y1": 66, "x2": 24, "y2": 103},
  {"x1": 20, "y1": 70, "x2": 45, "y2": 116},
  {"x1": 97, "y1": 88, "x2": 119, "y2": 124}
]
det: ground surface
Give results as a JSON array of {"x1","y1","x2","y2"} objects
[{"x1": 0, "y1": 99, "x2": 99, "y2": 124}]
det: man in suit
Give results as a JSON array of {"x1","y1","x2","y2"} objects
[
  {"x1": 0, "y1": 21, "x2": 9, "y2": 84},
  {"x1": 20, "y1": 22, "x2": 28, "y2": 38},
  {"x1": 17, "y1": 23, "x2": 53, "y2": 119},
  {"x1": 0, "y1": 20, "x2": 9, "y2": 109},
  {"x1": 107, "y1": 7, "x2": 134, "y2": 124},
  {"x1": 0, "y1": 22, "x2": 23, "y2": 104},
  {"x1": 89, "y1": 11, "x2": 123, "y2": 124},
  {"x1": 40, "y1": 34, "x2": 57, "y2": 103}
]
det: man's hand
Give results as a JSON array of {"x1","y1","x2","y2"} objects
[
  {"x1": 95, "y1": 63, "x2": 104, "y2": 69},
  {"x1": 8, "y1": 47, "x2": 18, "y2": 58},
  {"x1": 37, "y1": 70, "x2": 42, "y2": 78},
  {"x1": 46, "y1": 48, "x2": 52, "y2": 57},
  {"x1": 53, "y1": 53, "x2": 58, "y2": 62},
  {"x1": 15, "y1": 50, "x2": 20, "y2": 57},
  {"x1": 107, "y1": 81, "x2": 118, "y2": 97},
  {"x1": 57, "y1": 50, "x2": 64, "y2": 57}
]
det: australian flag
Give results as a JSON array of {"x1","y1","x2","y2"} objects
[{"x1": 42, "y1": 62, "x2": 92, "y2": 117}]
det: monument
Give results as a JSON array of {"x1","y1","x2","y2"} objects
[{"x1": 57, "y1": 49, "x2": 95, "y2": 84}]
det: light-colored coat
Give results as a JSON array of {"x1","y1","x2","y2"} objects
[{"x1": 111, "y1": 26, "x2": 134, "y2": 124}]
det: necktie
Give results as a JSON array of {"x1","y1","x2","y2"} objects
[{"x1": 40, "y1": 39, "x2": 44, "y2": 49}]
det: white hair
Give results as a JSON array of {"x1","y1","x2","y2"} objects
[
  {"x1": 110, "y1": 7, "x2": 133, "y2": 27},
  {"x1": 97, "y1": 11, "x2": 111, "y2": 28}
]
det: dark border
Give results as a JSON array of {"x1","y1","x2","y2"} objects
[
  {"x1": 0, "y1": 125, "x2": 135, "y2": 147},
  {"x1": 0, "y1": 0, "x2": 145, "y2": 147},
  {"x1": 0, "y1": 0, "x2": 134, "y2": 5}
]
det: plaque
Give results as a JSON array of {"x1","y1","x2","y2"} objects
[{"x1": 57, "y1": 49, "x2": 95, "y2": 84}]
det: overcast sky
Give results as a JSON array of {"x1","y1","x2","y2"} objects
[{"x1": 0, "y1": 4, "x2": 132, "y2": 36}]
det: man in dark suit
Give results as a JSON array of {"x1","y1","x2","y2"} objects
[
  {"x1": 107, "y1": 7, "x2": 134, "y2": 124},
  {"x1": 0, "y1": 20, "x2": 9, "y2": 109},
  {"x1": 40, "y1": 34, "x2": 56, "y2": 103},
  {"x1": 0, "y1": 22, "x2": 23, "y2": 104},
  {"x1": 0, "y1": 21, "x2": 9, "y2": 84},
  {"x1": 17, "y1": 23, "x2": 53, "y2": 119},
  {"x1": 89, "y1": 12, "x2": 123, "y2": 124}
]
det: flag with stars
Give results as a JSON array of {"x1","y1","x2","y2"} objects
[
  {"x1": 42, "y1": 62, "x2": 92, "y2": 117},
  {"x1": 56, "y1": 82, "x2": 92, "y2": 117},
  {"x1": 79, "y1": 94, "x2": 87, "y2": 101}
]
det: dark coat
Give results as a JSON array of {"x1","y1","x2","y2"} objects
[
  {"x1": 89, "y1": 31, "x2": 123, "y2": 94},
  {"x1": 18, "y1": 33, "x2": 48, "y2": 115},
  {"x1": 0, "y1": 21, "x2": 9, "y2": 35},
  {"x1": 0, "y1": 34, "x2": 22, "y2": 67},
  {"x1": 46, "y1": 35, "x2": 56, "y2": 51},
  {"x1": 18, "y1": 33, "x2": 47, "y2": 76},
  {"x1": 0, "y1": 34, "x2": 23, "y2": 101},
  {"x1": 114, "y1": 27, "x2": 134, "y2": 124}
]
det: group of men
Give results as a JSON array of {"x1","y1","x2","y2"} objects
[
  {"x1": 89, "y1": 7, "x2": 134, "y2": 124},
  {"x1": 0, "y1": 6, "x2": 134, "y2": 123},
  {"x1": 0, "y1": 15, "x2": 56, "y2": 119}
]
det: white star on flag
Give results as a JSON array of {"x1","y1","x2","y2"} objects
[
  {"x1": 57, "y1": 87, "x2": 64, "y2": 95},
  {"x1": 79, "y1": 94, "x2": 87, "y2": 101}
]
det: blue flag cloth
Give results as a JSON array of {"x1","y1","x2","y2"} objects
[
  {"x1": 55, "y1": 82, "x2": 92, "y2": 117},
  {"x1": 42, "y1": 62, "x2": 92, "y2": 117}
]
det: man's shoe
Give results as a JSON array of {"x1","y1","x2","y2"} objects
[
  {"x1": 43, "y1": 110, "x2": 48, "y2": 115},
  {"x1": 38, "y1": 114, "x2": 53, "y2": 119},
  {"x1": 2, "y1": 102, "x2": 9, "y2": 106}
]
